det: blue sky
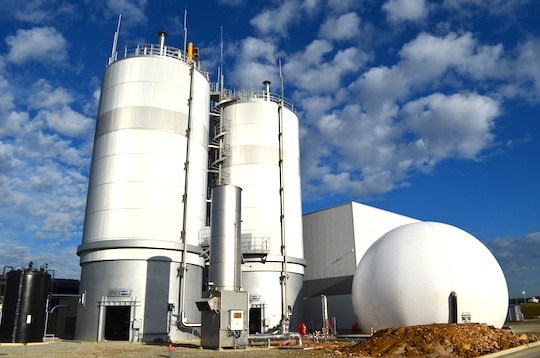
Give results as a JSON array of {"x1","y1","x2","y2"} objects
[{"x1": 0, "y1": 0, "x2": 539, "y2": 299}]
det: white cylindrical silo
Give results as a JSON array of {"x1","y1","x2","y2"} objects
[
  {"x1": 214, "y1": 87, "x2": 305, "y2": 332},
  {"x1": 76, "y1": 34, "x2": 209, "y2": 342}
]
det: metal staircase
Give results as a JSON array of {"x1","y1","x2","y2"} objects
[{"x1": 208, "y1": 90, "x2": 234, "y2": 188}]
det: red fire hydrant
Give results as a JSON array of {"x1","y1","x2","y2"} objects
[
  {"x1": 352, "y1": 323, "x2": 358, "y2": 334},
  {"x1": 298, "y1": 322, "x2": 307, "y2": 336}
]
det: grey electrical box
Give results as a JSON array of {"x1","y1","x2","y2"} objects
[
  {"x1": 229, "y1": 310, "x2": 244, "y2": 330},
  {"x1": 198, "y1": 290, "x2": 249, "y2": 349}
]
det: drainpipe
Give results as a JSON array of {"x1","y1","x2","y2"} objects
[
  {"x1": 178, "y1": 61, "x2": 201, "y2": 329},
  {"x1": 277, "y1": 64, "x2": 289, "y2": 333}
]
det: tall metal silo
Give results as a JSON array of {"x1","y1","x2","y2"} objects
[
  {"x1": 76, "y1": 31, "x2": 209, "y2": 342},
  {"x1": 209, "y1": 82, "x2": 305, "y2": 333}
]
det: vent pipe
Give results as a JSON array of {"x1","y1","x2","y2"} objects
[
  {"x1": 263, "y1": 80, "x2": 271, "y2": 101},
  {"x1": 158, "y1": 30, "x2": 168, "y2": 55}
]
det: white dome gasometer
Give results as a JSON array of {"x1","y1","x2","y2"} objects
[{"x1": 351, "y1": 222, "x2": 508, "y2": 332}]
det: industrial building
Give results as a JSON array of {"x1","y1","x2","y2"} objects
[
  {"x1": 75, "y1": 25, "x2": 304, "y2": 342},
  {"x1": 301, "y1": 202, "x2": 419, "y2": 331},
  {"x1": 0, "y1": 19, "x2": 507, "y2": 345},
  {"x1": 0, "y1": 19, "x2": 512, "y2": 344},
  {"x1": 75, "y1": 31, "x2": 209, "y2": 342},
  {"x1": 208, "y1": 82, "x2": 304, "y2": 334}
]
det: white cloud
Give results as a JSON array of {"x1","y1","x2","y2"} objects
[
  {"x1": 301, "y1": 0, "x2": 321, "y2": 14},
  {"x1": 298, "y1": 39, "x2": 333, "y2": 65},
  {"x1": 0, "y1": 50, "x2": 93, "y2": 272},
  {"x1": 399, "y1": 32, "x2": 475, "y2": 80},
  {"x1": 349, "y1": 32, "x2": 506, "y2": 114},
  {"x1": 383, "y1": 0, "x2": 428, "y2": 22},
  {"x1": 85, "y1": 87, "x2": 101, "y2": 116},
  {"x1": 301, "y1": 91, "x2": 500, "y2": 200},
  {"x1": 485, "y1": 232, "x2": 540, "y2": 297},
  {"x1": 228, "y1": 37, "x2": 280, "y2": 88},
  {"x1": 351, "y1": 66, "x2": 409, "y2": 117},
  {"x1": 294, "y1": 93, "x2": 335, "y2": 125},
  {"x1": 89, "y1": 0, "x2": 148, "y2": 26},
  {"x1": 325, "y1": 0, "x2": 361, "y2": 14},
  {"x1": 399, "y1": 32, "x2": 507, "y2": 83},
  {"x1": 0, "y1": 243, "x2": 31, "y2": 268},
  {"x1": 403, "y1": 93, "x2": 499, "y2": 159},
  {"x1": 0, "y1": 76, "x2": 29, "y2": 136},
  {"x1": 5, "y1": 26, "x2": 68, "y2": 65},
  {"x1": 29, "y1": 79, "x2": 73, "y2": 108},
  {"x1": 11, "y1": 0, "x2": 77, "y2": 24},
  {"x1": 18, "y1": 130, "x2": 88, "y2": 166},
  {"x1": 36, "y1": 107, "x2": 94, "y2": 138},
  {"x1": 0, "y1": 141, "x2": 22, "y2": 172},
  {"x1": 442, "y1": 0, "x2": 530, "y2": 16},
  {"x1": 318, "y1": 12, "x2": 361, "y2": 41},
  {"x1": 26, "y1": 80, "x2": 94, "y2": 138},
  {"x1": 0, "y1": 159, "x2": 88, "y2": 241},
  {"x1": 237, "y1": 37, "x2": 278, "y2": 64},
  {"x1": 459, "y1": 43, "x2": 506, "y2": 81},
  {"x1": 0, "y1": 242, "x2": 80, "y2": 279},
  {"x1": 284, "y1": 40, "x2": 367, "y2": 94},
  {"x1": 300, "y1": 29, "x2": 509, "y2": 201},
  {"x1": 250, "y1": 1, "x2": 299, "y2": 37},
  {"x1": 513, "y1": 39, "x2": 540, "y2": 99}
]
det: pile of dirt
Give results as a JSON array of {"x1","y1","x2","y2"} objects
[{"x1": 321, "y1": 323, "x2": 539, "y2": 357}]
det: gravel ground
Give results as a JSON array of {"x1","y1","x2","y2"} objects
[
  {"x1": 0, "y1": 340, "x2": 314, "y2": 358},
  {"x1": 1, "y1": 320, "x2": 539, "y2": 358}
]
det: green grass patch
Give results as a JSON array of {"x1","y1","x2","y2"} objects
[{"x1": 521, "y1": 303, "x2": 540, "y2": 319}]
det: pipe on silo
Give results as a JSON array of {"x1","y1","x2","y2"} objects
[
  {"x1": 158, "y1": 31, "x2": 168, "y2": 56},
  {"x1": 178, "y1": 60, "x2": 198, "y2": 329},
  {"x1": 208, "y1": 185, "x2": 242, "y2": 291},
  {"x1": 263, "y1": 80, "x2": 271, "y2": 101},
  {"x1": 188, "y1": 42, "x2": 193, "y2": 62}
]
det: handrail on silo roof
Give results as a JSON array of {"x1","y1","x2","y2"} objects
[
  {"x1": 109, "y1": 43, "x2": 187, "y2": 64},
  {"x1": 108, "y1": 44, "x2": 209, "y2": 77},
  {"x1": 210, "y1": 84, "x2": 296, "y2": 113}
]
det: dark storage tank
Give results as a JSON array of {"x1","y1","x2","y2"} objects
[{"x1": 0, "y1": 267, "x2": 51, "y2": 343}]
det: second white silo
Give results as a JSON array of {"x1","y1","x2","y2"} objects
[
  {"x1": 211, "y1": 84, "x2": 305, "y2": 333},
  {"x1": 76, "y1": 32, "x2": 209, "y2": 342}
]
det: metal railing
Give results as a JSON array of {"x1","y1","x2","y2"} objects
[
  {"x1": 209, "y1": 172, "x2": 230, "y2": 188},
  {"x1": 109, "y1": 44, "x2": 185, "y2": 64},
  {"x1": 209, "y1": 143, "x2": 230, "y2": 167},
  {"x1": 210, "y1": 84, "x2": 296, "y2": 113},
  {"x1": 198, "y1": 229, "x2": 270, "y2": 255},
  {"x1": 199, "y1": 227, "x2": 211, "y2": 247},
  {"x1": 241, "y1": 236, "x2": 270, "y2": 254},
  {"x1": 108, "y1": 44, "x2": 208, "y2": 77}
]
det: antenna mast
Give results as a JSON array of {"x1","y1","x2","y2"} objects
[
  {"x1": 109, "y1": 14, "x2": 122, "y2": 65},
  {"x1": 220, "y1": 26, "x2": 224, "y2": 94},
  {"x1": 183, "y1": 8, "x2": 188, "y2": 54}
]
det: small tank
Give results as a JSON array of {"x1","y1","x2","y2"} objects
[{"x1": 0, "y1": 266, "x2": 51, "y2": 343}]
